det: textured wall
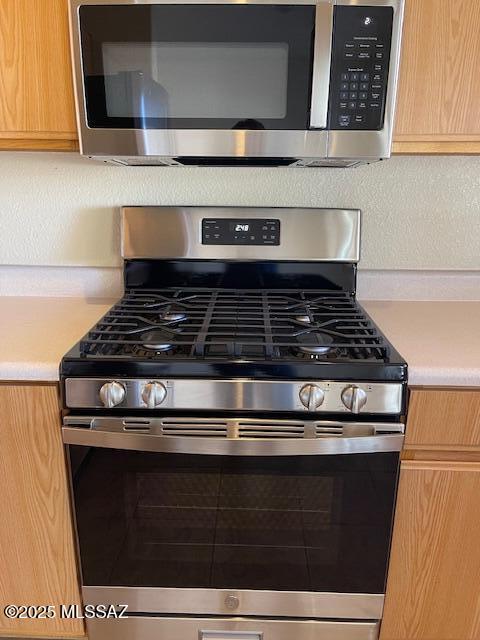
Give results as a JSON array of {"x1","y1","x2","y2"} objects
[{"x1": 0, "y1": 152, "x2": 479, "y2": 269}]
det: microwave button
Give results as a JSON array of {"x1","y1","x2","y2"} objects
[
  {"x1": 349, "y1": 92, "x2": 358, "y2": 100},
  {"x1": 360, "y1": 73, "x2": 370, "y2": 81},
  {"x1": 349, "y1": 82, "x2": 358, "y2": 91},
  {"x1": 360, "y1": 82, "x2": 369, "y2": 91},
  {"x1": 358, "y1": 102, "x2": 367, "y2": 109},
  {"x1": 359, "y1": 42, "x2": 371, "y2": 49},
  {"x1": 376, "y1": 42, "x2": 385, "y2": 49},
  {"x1": 371, "y1": 84, "x2": 382, "y2": 90},
  {"x1": 344, "y1": 52, "x2": 355, "y2": 59},
  {"x1": 348, "y1": 101, "x2": 357, "y2": 109},
  {"x1": 373, "y1": 74, "x2": 382, "y2": 82},
  {"x1": 339, "y1": 102, "x2": 348, "y2": 109},
  {"x1": 341, "y1": 73, "x2": 350, "y2": 81},
  {"x1": 340, "y1": 82, "x2": 349, "y2": 91},
  {"x1": 340, "y1": 91, "x2": 349, "y2": 100},
  {"x1": 338, "y1": 114, "x2": 351, "y2": 127},
  {"x1": 358, "y1": 52, "x2": 371, "y2": 60},
  {"x1": 350, "y1": 73, "x2": 359, "y2": 82},
  {"x1": 374, "y1": 63, "x2": 383, "y2": 71},
  {"x1": 359, "y1": 92, "x2": 368, "y2": 100},
  {"x1": 354, "y1": 114, "x2": 365, "y2": 123},
  {"x1": 375, "y1": 51, "x2": 384, "y2": 59},
  {"x1": 371, "y1": 92, "x2": 381, "y2": 100},
  {"x1": 344, "y1": 41, "x2": 356, "y2": 49},
  {"x1": 369, "y1": 101, "x2": 381, "y2": 108}
]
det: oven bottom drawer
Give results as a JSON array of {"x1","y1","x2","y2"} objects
[{"x1": 86, "y1": 616, "x2": 379, "y2": 640}]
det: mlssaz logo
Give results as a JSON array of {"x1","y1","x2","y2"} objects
[{"x1": 60, "y1": 604, "x2": 129, "y2": 619}]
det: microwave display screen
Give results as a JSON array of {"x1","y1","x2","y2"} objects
[{"x1": 102, "y1": 42, "x2": 289, "y2": 120}]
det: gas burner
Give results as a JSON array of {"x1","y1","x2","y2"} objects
[
  {"x1": 161, "y1": 311, "x2": 187, "y2": 323},
  {"x1": 140, "y1": 329, "x2": 175, "y2": 352},
  {"x1": 295, "y1": 314, "x2": 313, "y2": 325},
  {"x1": 295, "y1": 331, "x2": 334, "y2": 355}
]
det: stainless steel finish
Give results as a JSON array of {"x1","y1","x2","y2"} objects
[
  {"x1": 309, "y1": 1, "x2": 334, "y2": 129},
  {"x1": 121, "y1": 207, "x2": 361, "y2": 261},
  {"x1": 69, "y1": 0, "x2": 404, "y2": 166},
  {"x1": 201, "y1": 633, "x2": 262, "y2": 640},
  {"x1": 327, "y1": 0, "x2": 405, "y2": 162},
  {"x1": 341, "y1": 384, "x2": 369, "y2": 413},
  {"x1": 62, "y1": 415, "x2": 405, "y2": 455},
  {"x1": 141, "y1": 381, "x2": 167, "y2": 408},
  {"x1": 65, "y1": 377, "x2": 403, "y2": 414},
  {"x1": 98, "y1": 381, "x2": 126, "y2": 408},
  {"x1": 83, "y1": 585, "x2": 384, "y2": 620},
  {"x1": 85, "y1": 614, "x2": 379, "y2": 640},
  {"x1": 299, "y1": 384, "x2": 325, "y2": 410}
]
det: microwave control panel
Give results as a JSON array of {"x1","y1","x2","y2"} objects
[
  {"x1": 328, "y1": 5, "x2": 394, "y2": 131},
  {"x1": 202, "y1": 219, "x2": 281, "y2": 245}
]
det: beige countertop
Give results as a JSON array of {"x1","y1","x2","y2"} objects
[
  {"x1": 0, "y1": 297, "x2": 479, "y2": 386},
  {"x1": 363, "y1": 300, "x2": 480, "y2": 387},
  {"x1": 0, "y1": 297, "x2": 113, "y2": 381}
]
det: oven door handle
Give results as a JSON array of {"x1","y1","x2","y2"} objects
[{"x1": 62, "y1": 417, "x2": 404, "y2": 456}]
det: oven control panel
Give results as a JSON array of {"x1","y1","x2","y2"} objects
[
  {"x1": 64, "y1": 378, "x2": 405, "y2": 415},
  {"x1": 202, "y1": 218, "x2": 280, "y2": 246},
  {"x1": 328, "y1": 5, "x2": 394, "y2": 131}
]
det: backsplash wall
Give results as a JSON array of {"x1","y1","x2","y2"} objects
[{"x1": 0, "y1": 152, "x2": 479, "y2": 270}]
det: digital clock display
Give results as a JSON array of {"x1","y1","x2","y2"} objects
[
  {"x1": 233, "y1": 223, "x2": 250, "y2": 232},
  {"x1": 202, "y1": 218, "x2": 280, "y2": 245}
]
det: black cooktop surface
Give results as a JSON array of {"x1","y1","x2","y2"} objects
[{"x1": 61, "y1": 288, "x2": 407, "y2": 382}]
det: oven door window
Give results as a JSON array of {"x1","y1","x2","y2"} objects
[
  {"x1": 79, "y1": 5, "x2": 315, "y2": 130},
  {"x1": 70, "y1": 448, "x2": 398, "y2": 593}
]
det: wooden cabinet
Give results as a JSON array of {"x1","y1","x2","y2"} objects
[
  {"x1": 0, "y1": 384, "x2": 83, "y2": 637},
  {"x1": 381, "y1": 461, "x2": 480, "y2": 640},
  {"x1": 405, "y1": 389, "x2": 480, "y2": 451},
  {"x1": 0, "y1": 0, "x2": 77, "y2": 151},
  {"x1": 393, "y1": 0, "x2": 480, "y2": 154},
  {"x1": 380, "y1": 388, "x2": 480, "y2": 640}
]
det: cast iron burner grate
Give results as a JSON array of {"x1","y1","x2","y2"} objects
[{"x1": 79, "y1": 288, "x2": 389, "y2": 361}]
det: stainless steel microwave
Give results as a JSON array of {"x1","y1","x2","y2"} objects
[{"x1": 69, "y1": 0, "x2": 404, "y2": 167}]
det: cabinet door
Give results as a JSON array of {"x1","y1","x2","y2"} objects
[
  {"x1": 0, "y1": 0, "x2": 77, "y2": 150},
  {"x1": 0, "y1": 384, "x2": 83, "y2": 637},
  {"x1": 405, "y1": 389, "x2": 480, "y2": 451},
  {"x1": 381, "y1": 461, "x2": 480, "y2": 640},
  {"x1": 393, "y1": 0, "x2": 480, "y2": 154}
]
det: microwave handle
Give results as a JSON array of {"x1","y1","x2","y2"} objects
[
  {"x1": 63, "y1": 417, "x2": 404, "y2": 456},
  {"x1": 310, "y1": 0, "x2": 334, "y2": 129}
]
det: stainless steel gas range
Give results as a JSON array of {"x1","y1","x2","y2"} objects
[{"x1": 61, "y1": 206, "x2": 407, "y2": 640}]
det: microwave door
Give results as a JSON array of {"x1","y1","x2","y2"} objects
[{"x1": 75, "y1": 2, "x2": 317, "y2": 132}]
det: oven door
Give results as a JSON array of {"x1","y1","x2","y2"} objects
[
  {"x1": 64, "y1": 416, "x2": 402, "y2": 624},
  {"x1": 70, "y1": 0, "x2": 332, "y2": 160}
]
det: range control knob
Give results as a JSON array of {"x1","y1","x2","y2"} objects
[
  {"x1": 142, "y1": 381, "x2": 167, "y2": 408},
  {"x1": 224, "y1": 595, "x2": 240, "y2": 610},
  {"x1": 299, "y1": 384, "x2": 325, "y2": 411},
  {"x1": 341, "y1": 385, "x2": 368, "y2": 413},
  {"x1": 99, "y1": 381, "x2": 126, "y2": 408}
]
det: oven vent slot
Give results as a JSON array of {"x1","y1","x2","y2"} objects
[
  {"x1": 155, "y1": 419, "x2": 356, "y2": 440},
  {"x1": 315, "y1": 425, "x2": 344, "y2": 438},
  {"x1": 161, "y1": 420, "x2": 228, "y2": 438},
  {"x1": 238, "y1": 422, "x2": 305, "y2": 439},
  {"x1": 123, "y1": 420, "x2": 151, "y2": 432}
]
